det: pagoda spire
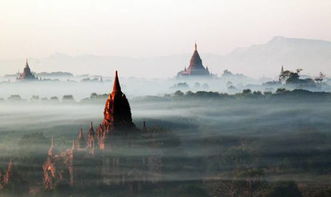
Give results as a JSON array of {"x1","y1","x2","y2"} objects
[
  {"x1": 112, "y1": 71, "x2": 121, "y2": 93},
  {"x1": 195, "y1": 42, "x2": 197, "y2": 51},
  {"x1": 4, "y1": 160, "x2": 14, "y2": 185},
  {"x1": 51, "y1": 136, "x2": 54, "y2": 146},
  {"x1": 77, "y1": 128, "x2": 85, "y2": 149},
  {"x1": 78, "y1": 128, "x2": 84, "y2": 139},
  {"x1": 71, "y1": 139, "x2": 76, "y2": 150},
  {"x1": 48, "y1": 136, "x2": 56, "y2": 156},
  {"x1": 25, "y1": 58, "x2": 29, "y2": 67},
  {"x1": 88, "y1": 121, "x2": 95, "y2": 136}
]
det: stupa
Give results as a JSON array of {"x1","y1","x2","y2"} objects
[
  {"x1": 17, "y1": 59, "x2": 38, "y2": 80},
  {"x1": 177, "y1": 43, "x2": 211, "y2": 77},
  {"x1": 102, "y1": 71, "x2": 135, "y2": 130}
]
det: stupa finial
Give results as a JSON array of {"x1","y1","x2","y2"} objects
[{"x1": 112, "y1": 70, "x2": 121, "y2": 93}]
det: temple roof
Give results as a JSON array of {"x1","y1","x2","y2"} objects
[{"x1": 187, "y1": 43, "x2": 206, "y2": 71}]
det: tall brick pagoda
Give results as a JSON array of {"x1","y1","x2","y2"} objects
[
  {"x1": 41, "y1": 72, "x2": 163, "y2": 190},
  {"x1": 102, "y1": 71, "x2": 135, "y2": 130}
]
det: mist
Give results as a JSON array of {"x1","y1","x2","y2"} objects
[
  {"x1": 1, "y1": 0, "x2": 331, "y2": 195},
  {"x1": 1, "y1": 92, "x2": 331, "y2": 177}
]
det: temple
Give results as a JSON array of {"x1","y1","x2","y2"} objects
[
  {"x1": 0, "y1": 160, "x2": 25, "y2": 191},
  {"x1": 177, "y1": 43, "x2": 211, "y2": 77},
  {"x1": 103, "y1": 71, "x2": 135, "y2": 130},
  {"x1": 41, "y1": 72, "x2": 160, "y2": 190},
  {"x1": 17, "y1": 59, "x2": 38, "y2": 80}
]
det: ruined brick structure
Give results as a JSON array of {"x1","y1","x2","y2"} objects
[
  {"x1": 0, "y1": 160, "x2": 25, "y2": 191},
  {"x1": 42, "y1": 71, "x2": 161, "y2": 190},
  {"x1": 97, "y1": 71, "x2": 137, "y2": 150},
  {"x1": 42, "y1": 137, "x2": 73, "y2": 190}
]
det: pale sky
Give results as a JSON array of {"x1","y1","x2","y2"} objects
[{"x1": 1, "y1": 0, "x2": 331, "y2": 73}]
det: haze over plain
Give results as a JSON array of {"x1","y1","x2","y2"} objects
[{"x1": 1, "y1": 0, "x2": 331, "y2": 77}]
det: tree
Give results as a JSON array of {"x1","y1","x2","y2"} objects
[
  {"x1": 174, "y1": 90, "x2": 184, "y2": 97},
  {"x1": 242, "y1": 89, "x2": 252, "y2": 95},
  {"x1": 263, "y1": 181, "x2": 302, "y2": 197}
]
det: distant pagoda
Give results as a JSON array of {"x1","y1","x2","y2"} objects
[
  {"x1": 177, "y1": 43, "x2": 211, "y2": 77},
  {"x1": 17, "y1": 59, "x2": 38, "y2": 80}
]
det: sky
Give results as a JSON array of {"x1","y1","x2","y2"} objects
[{"x1": 0, "y1": 0, "x2": 331, "y2": 75}]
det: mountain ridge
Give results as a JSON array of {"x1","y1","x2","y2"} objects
[{"x1": 1, "y1": 36, "x2": 331, "y2": 78}]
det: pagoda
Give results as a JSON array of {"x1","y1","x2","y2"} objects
[
  {"x1": 102, "y1": 71, "x2": 135, "y2": 130},
  {"x1": 17, "y1": 59, "x2": 38, "y2": 80},
  {"x1": 177, "y1": 43, "x2": 211, "y2": 77},
  {"x1": 41, "y1": 72, "x2": 161, "y2": 191}
]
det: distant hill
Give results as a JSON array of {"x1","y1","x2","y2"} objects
[
  {"x1": 1, "y1": 37, "x2": 331, "y2": 78},
  {"x1": 220, "y1": 36, "x2": 331, "y2": 78}
]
